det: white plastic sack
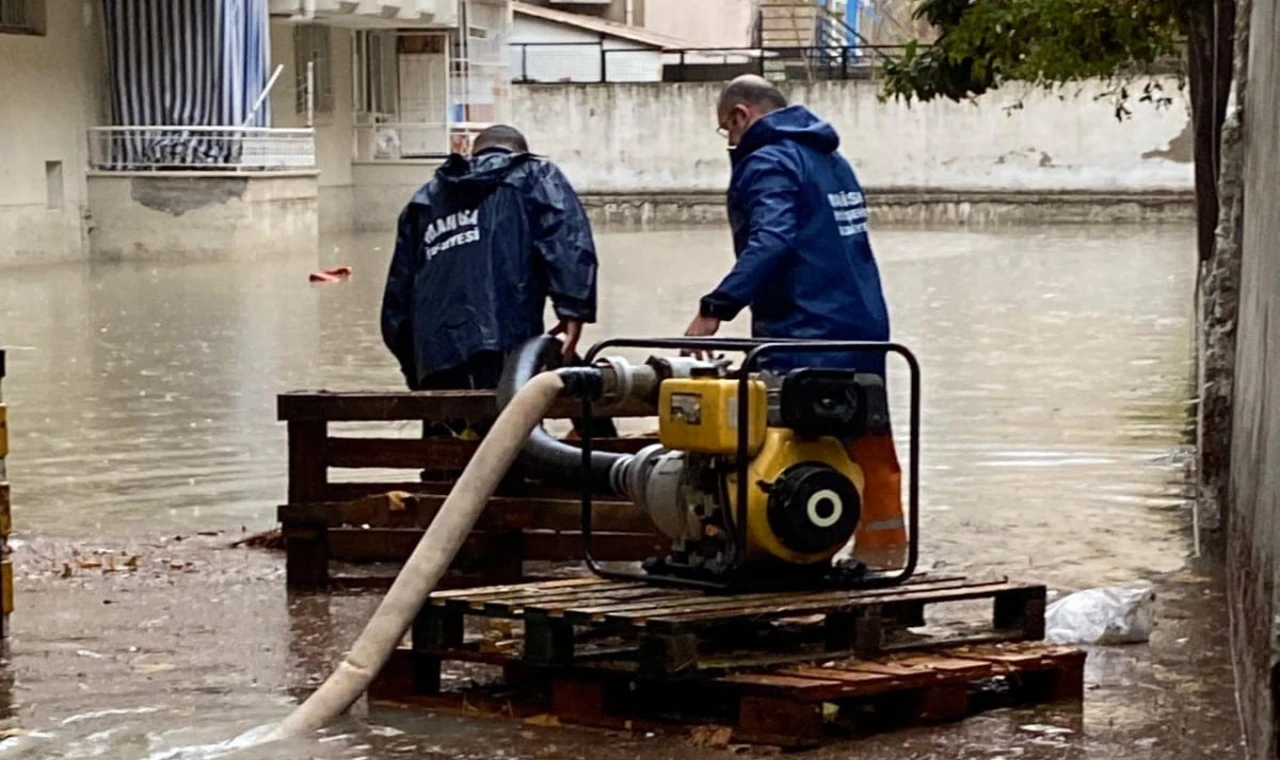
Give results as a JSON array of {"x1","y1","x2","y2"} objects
[{"x1": 1044, "y1": 586, "x2": 1156, "y2": 645}]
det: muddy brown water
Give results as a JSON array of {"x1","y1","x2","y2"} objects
[{"x1": 0, "y1": 223, "x2": 1241, "y2": 758}]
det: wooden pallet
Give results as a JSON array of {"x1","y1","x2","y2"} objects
[
  {"x1": 402, "y1": 575, "x2": 1046, "y2": 688},
  {"x1": 370, "y1": 641, "x2": 1084, "y2": 747},
  {"x1": 277, "y1": 390, "x2": 667, "y2": 589}
]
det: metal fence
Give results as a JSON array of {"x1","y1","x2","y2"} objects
[
  {"x1": 88, "y1": 126, "x2": 317, "y2": 172},
  {"x1": 353, "y1": 121, "x2": 449, "y2": 161},
  {"x1": 510, "y1": 43, "x2": 913, "y2": 84}
]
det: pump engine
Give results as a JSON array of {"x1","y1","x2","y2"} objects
[
  {"x1": 498, "y1": 336, "x2": 916, "y2": 591},
  {"x1": 616, "y1": 357, "x2": 889, "y2": 583}
]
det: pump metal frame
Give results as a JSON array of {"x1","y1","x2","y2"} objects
[{"x1": 578, "y1": 337, "x2": 921, "y2": 593}]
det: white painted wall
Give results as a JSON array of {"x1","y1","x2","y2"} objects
[
  {"x1": 511, "y1": 79, "x2": 1195, "y2": 194},
  {"x1": 512, "y1": 15, "x2": 661, "y2": 82},
  {"x1": 0, "y1": 1, "x2": 103, "y2": 266},
  {"x1": 270, "y1": 22, "x2": 357, "y2": 230},
  {"x1": 642, "y1": 0, "x2": 756, "y2": 47}
]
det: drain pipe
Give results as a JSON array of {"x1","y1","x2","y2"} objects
[{"x1": 268, "y1": 367, "x2": 600, "y2": 739}]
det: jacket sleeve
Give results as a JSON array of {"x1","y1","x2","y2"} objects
[
  {"x1": 380, "y1": 205, "x2": 418, "y2": 385},
  {"x1": 699, "y1": 154, "x2": 800, "y2": 321},
  {"x1": 528, "y1": 162, "x2": 599, "y2": 323}
]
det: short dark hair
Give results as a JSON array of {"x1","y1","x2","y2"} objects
[
  {"x1": 472, "y1": 124, "x2": 529, "y2": 154},
  {"x1": 718, "y1": 76, "x2": 788, "y2": 115}
]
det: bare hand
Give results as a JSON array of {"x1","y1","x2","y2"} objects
[
  {"x1": 682, "y1": 314, "x2": 722, "y2": 361},
  {"x1": 549, "y1": 318, "x2": 584, "y2": 360},
  {"x1": 684, "y1": 314, "x2": 721, "y2": 338}
]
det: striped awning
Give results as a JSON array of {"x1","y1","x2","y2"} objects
[{"x1": 101, "y1": 0, "x2": 272, "y2": 167}]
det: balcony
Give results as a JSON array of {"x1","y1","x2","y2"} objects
[
  {"x1": 269, "y1": 0, "x2": 459, "y2": 27},
  {"x1": 87, "y1": 127, "x2": 317, "y2": 173}
]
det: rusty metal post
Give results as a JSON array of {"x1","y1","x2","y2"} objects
[{"x1": 0, "y1": 348, "x2": 11, "y2": 638}]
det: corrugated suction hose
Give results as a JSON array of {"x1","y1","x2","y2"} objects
[{"x1": 267, "y1": 370, "x2": 567, "y2": 740}]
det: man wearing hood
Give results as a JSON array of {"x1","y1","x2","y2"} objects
[
  {"x1": 381, "y1": 125, "x2": 598, "y2": 438},
  {"x1": 684, "y1": 76, "x2": 906, "y2": 570}
]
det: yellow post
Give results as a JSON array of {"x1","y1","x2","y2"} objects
[{"x1": 0, "y1": 348, "x2": 12, "y2": 637}]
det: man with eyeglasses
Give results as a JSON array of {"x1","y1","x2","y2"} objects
[{"x1": 683, "y1": 75, "x2": 906, "y2": 570}]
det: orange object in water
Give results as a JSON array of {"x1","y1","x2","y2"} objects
[
  {"x1": 309, "y1": 266, "x2": 354, "y2": 283},
  {"x1": 847, "y1": 433, "x2": 907, "y2": 570}
]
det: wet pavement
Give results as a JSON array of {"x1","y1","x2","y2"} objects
[{"x1": 0, "y1": 223, "x2": 1242, "y2": 758}]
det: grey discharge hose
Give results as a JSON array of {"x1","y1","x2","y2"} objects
[{"x1": 268, "y1": 370, "x2": 568, "y2": 740}]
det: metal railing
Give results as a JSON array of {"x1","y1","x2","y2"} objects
[
  {"x1": 352, "y1": 120, "x2": 497, "y2": 162},
  {"x1": 509, "y1": 43, "x2": 914, "y2": 84},
  {"x1": 353, "y1": 121, "x2": 449, "y2": 162},
  {"x1": 88, "y1": 126, "x2": 317, "y2": 172}
]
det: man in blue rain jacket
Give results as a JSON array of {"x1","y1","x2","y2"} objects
[
  {"x1": 684, "y1": 76, "x2": 890, "y2": 377},
  {"x1": 684, "y1": 76, "x2": 906, "y2": 569},
  {"x1": 381, "y1": 125, "x2": 598, "y2": 437}
]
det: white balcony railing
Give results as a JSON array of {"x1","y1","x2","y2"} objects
[
  {"x1": 88, "y1": 126, "x2": 317, "y2": 172},
  {"x1": 353, "y1": 121, "x2": 449, "y2": 161}
]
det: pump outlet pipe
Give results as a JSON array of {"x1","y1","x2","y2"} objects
[
  {"x1": 497, "y1": 335, "x2": 635, "y2": 496},
  {"x1": 269, "y1": 368, "x2": 579, "y2": 740}
]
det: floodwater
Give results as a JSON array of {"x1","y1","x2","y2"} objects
[{"x1": 0, "y1": 223, "x2": 1242, "y2": 758}]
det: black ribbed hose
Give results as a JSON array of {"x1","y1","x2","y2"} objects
[{"x1": 496, "y1": 336, "x2": 630, "y2": 496}]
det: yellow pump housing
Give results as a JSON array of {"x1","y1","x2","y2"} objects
[
  {"x1": 728, "y1": 428, "x2": 866, "y2": 565},
  {"x1": 657, "y1": 377, "x2": 767, "y2": 456}
]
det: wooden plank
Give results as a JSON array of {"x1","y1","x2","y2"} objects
[
  {"x1": 279, "y1": 495, "x2": 654, "y2": 534},
  {"x1": 0, "y1": 482, "x2": 9, "y2": 536},
  {"x1": 287, "y1": 420, "x2": 328, "y2": 504},
  {"x1": 775, "y1": 666, "x2": 902, "y2": 694},
  {"x1": 459, "y1": 581, "x2": 658, "y2": 615},
  {"x1": 888, "y1": 654, "x2": 997, "y2": 679},
  {"x1": 641, "y1": 581, "x2": 1035, "y2": 632},
  {"x1": 325, "y1": 528, "x2": 665, "y2": 564},
  {"x1": 521, "y1": 586, "x2": 684, "y2": 618},
  {"x1": 278, "y1": 390, "x2": 655, "y2": 422},
  {"x1": 326, "y1": 436, "x2": 654, "y2": 470},
  {"x1": 718, "y1": 672, "x2": 850, "y2": 693},
  {"x1": 737, "y1": 696, "x2": 824, "y2": 744},
  {"x1": 430, "y1": 576, "x2": 608, "y2": 601},
  {"x1": 319, "y1": 478, "x2": 589, "y2": 503},
  {"x1": 599, "y1": 576, "x2": 982, "y2": 626},
  {"x1": 283, "y1": 523, "x2": 329, "y2": 589}
]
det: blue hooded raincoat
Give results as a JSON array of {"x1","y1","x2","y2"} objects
[
  {"x1": 699, "y1": 105, "x2": 891, "y2": 375},
  {"x1": 381, "y1": 149, "x2": 598, "y2": 387}
]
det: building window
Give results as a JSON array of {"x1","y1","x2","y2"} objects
[
  {"x1": 294, "y1": 24, "x2": 334, "y2": 117},
  {"x1": 0, "y1": 0, "x2": 45, "y2": 35}
]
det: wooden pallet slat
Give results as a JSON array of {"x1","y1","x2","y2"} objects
[
  {"x1": 278, "y1": 389, "x2": 655, "y2": 422},
  {"x1": 279, "y1": 495, "x2": 654, "y2": 533},
  {"x1": 325, "y1": 436, "x2": 653, "y2": 471},
  {"x1": 639, "y1": 579, "x2": 1031, "y2": 631},
  {"x1": 594, "y1": 575, "x2": 974, "y2": 625},
  {"x1": 368, "y1": 636, "x2": 1086, "y2": 748}
]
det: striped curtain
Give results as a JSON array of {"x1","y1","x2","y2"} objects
[{"x1": 101, "y1": 0, "x2": 272, "y2": 168}]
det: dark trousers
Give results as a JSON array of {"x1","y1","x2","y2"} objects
[{"x1": 418, "y1": 351, "x2": 506, "y2": 439}]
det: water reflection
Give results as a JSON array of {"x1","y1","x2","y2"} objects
[{"x1": 0, "y1": 222, "x2": 1233, "y2": 759}]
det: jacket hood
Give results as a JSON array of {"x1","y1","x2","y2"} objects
[
  {"x1": 413, "y1": 149, "x2": 533, "y2": 203},
  {"x1": 734, "y1": 105, "x2": 840, "y2": 160}
]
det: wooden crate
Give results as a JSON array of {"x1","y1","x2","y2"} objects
[
  {"x1": 396, "y1": 574, "x2": 1047, "y2": 696},
  {"x1": 278, "y1": 390, "x2": 666, "y2": 589},
  {"x1": 369, "y1": 573, "x2": 1079, "y2": 749}
]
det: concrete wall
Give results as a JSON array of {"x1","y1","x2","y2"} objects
[
  {"x1": 86, "y1": 173, "x2": 319, "y2": 260},
  {"x1": 0, "y1": 1, "x2": 103, "y2": 266},
  {"x1": 1228, "y1": 0, "x2": 1280, "y2": 754},
  {"x1": 351, "y1": 162, "x2": 440, "y2": 232},
  {"x1": 269, "y1": 22, "x2": 357, "y2": 232},
  {"x1": 510, "y1": 78, "x2": 1195, "y2": 195}
]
